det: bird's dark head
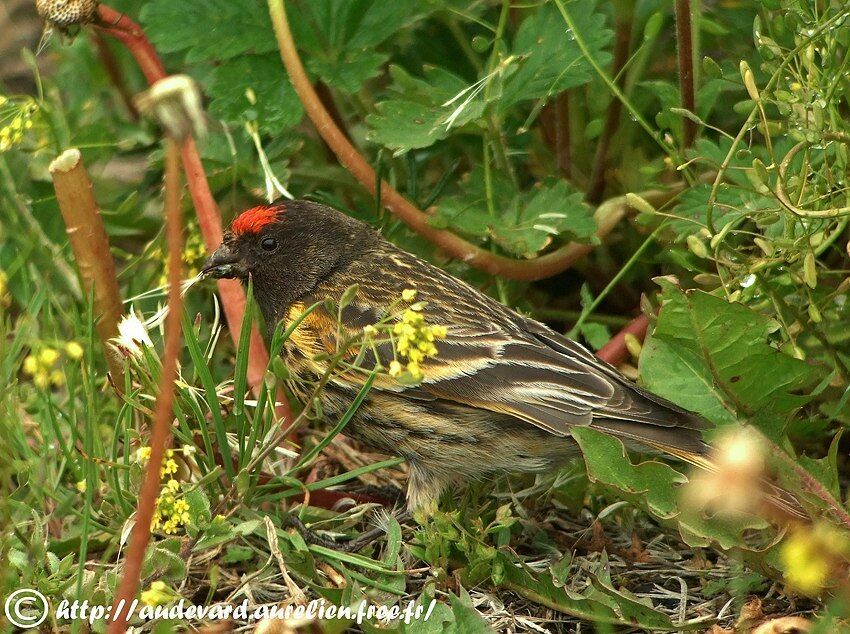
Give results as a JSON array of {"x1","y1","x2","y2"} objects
[{"x1": 202, "y1": 200, "x2": 376, "y2": 324}]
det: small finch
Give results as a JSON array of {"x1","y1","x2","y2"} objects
[{"x1": 204, "y1": 201, "x2": 803, "y2": 518}]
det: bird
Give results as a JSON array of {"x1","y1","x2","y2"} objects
[{"x1": 202, "y1": 199, "x2": 803, "y2": 520}]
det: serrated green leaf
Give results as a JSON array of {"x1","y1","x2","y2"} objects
[
  {"x1": 367, "y1": 66, "x2": 484, "y2": 152},
  {"x1": 141, "y1": 546, "x2": 187, "y2": 582},
  {"x1": 288, "y1": 0, "x2": 423, "y2": 94},
  {"x1": 499, "y1": 0, "x2": 613, "y2": 111},
  {"x1": 141, "y1": 0, "x2": 278, "y2": 62},
  {"x1": 572, "y1": 426, "x2": 688, "y2": 519},
  {"x1": 498, "y1": 550, "x2": 692, "y2": 629},
  {"x1": 639, "y1": 282, "x2": 818, "y2": 433},
  {"x1": 572, "y1": 427, "x2": 774, "y2": 552},
  {"x1": 490, "y1": 180, "x2": 596, "y2": 257},
  {"x1": 208, "y1": 55, "x2": 303, "y2": 133}
]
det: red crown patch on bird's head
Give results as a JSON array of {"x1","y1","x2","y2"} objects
[{"x1": 231, "y1": 204, "x2": 284, "y2": 236}]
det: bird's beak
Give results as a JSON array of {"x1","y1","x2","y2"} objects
[{"x1": 201, "y1": 243, "x2": 244, "y2": 279}]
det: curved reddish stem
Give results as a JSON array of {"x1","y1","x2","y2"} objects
[
  {"x1": 596, "y1": 313, "x2": 649, "y2": 366},
  {"x1": 109, "y1": 141, "x2": 184, "y2": 633},
  {"x1": 267, "y1": 0, "x2": 683, "y2": 282},
  {"x1": 93, "y1": 5, "x2": 290, "y2": 422}
]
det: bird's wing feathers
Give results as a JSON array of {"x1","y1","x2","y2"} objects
[{"x1": 292, "y1": 249, "x2": 708, "y2": 452}]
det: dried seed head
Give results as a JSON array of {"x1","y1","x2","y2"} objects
[
  {"x1": 35, "y1": 0, "x2": 98, "y2": 26},
  {"x1": 135, "y1": 75, "x2": 206, "y2": 141}
]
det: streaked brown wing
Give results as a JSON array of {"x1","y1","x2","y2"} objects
[{"x1": 292, "y1": 244, "x2": 709, "y2": 454}]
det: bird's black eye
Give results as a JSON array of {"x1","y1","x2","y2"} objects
[{"x1": 260, "y1": 236, "x2": 278, "y2": 252}]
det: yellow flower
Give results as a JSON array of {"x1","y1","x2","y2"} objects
[
  {"x1": 401, "y1": 288, "x2": 417, "y2": 301},
  {"x1": 65, "y1": 341, "x2": 84, "y2": 360},
  {"x1": 38, "y1": 348, "x2": 59, "y2": 367},
  {"x1": 781, "y1": 530, "x2": 830, "y2": 595},
  {"x1": 140, "y1": 581, "x2": 172, "y2": 607},
  {"x1": 136, "y1": 446, "x2": 152, "y2": 462},
  {"x1": 50, "y1": 370, "x2": 65, "y2": 387},
  {"x1": 23, "y1": 355, "x2": 38, "y2": 376},
  {"x1": 388, "y1": 298, "x2": 448, "y2": 382},
  {"x1": 160, "y1": 457, "x2": 179, "y2": 478},
  {"x1": 0, "y1": 269, "x2": 9, "y2": 307},
  {"x1": 33, "y1": 372, "x2": 50, "y2": 389},
  {"x1": 76, "y1": 480, "x2": 87, "y2": 493}
]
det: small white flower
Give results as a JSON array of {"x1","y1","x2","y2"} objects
[{"x1": 113, "y1": 310, "x2": 153, "y2": 358}]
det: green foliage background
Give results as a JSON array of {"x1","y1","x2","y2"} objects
[{"x1": 2, "y1": 0, "x2": 850, "y2": 630}]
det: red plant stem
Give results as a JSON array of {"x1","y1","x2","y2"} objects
[
  {"x1": 674, "y1": 0, "x2": 697, "y2": 148},
  {"x1": 93, "y1": 5, "x2": 291, "y2": 423},
  {"x1": 268, "y1": 0, "x2": 659, "y2": 282},
  {"x1": 596, "y1": 313, "x2": 649, "y2": 366},
  {"x1": 108, "y1": 141, "x2": 184, "y2": 633}
]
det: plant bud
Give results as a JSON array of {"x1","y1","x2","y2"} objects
[
  {"x1": 624, "y1": 333, "x2": 642, "y2": 360},
  {"x1": 625, "y1": 192, "x2": 657, "y2": 215},
  {"x1": 754, "y1": 237, "x2": 774, "y2": 256},
  {"x1": 803, "y1": 251, "x2": 817, "y2": 289},
  {"x1": 740, "y1": 61, "x2": 760, "y2": 102},
  {"x1": 808, "y1": 303, "x2": 821, "y2": 323},
  {"x1": 686, "y1": 234, "x2": 709, "y2": 259}
]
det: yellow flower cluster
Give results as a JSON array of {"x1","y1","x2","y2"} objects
[
  {"x1": 140, "y1": 581, "x2": 174, "y2": 607},
  {"x1": 0, "y1": 270, "x2": 10, "y2": 308},
  {"x1": 151, "y1": 223, "x2": 206, "y2": 286},
  {"x1": 389, "y1": 289, "x2": 447, "y2": 381},
  {"x1": 0, "y1": 95, "x2": 37, "y2": 152},
  {"x1": 780, "y1": 524, "x2": 848, "y2": 595},
  {"x1": 137, "y1": 447, "x2": 193, "y2": 534},
  {"x1": 22, "y1": 343, "x2": 83, "y2": 388},
  {"x1": 152, "y1": 479, "x2": 191, "y2": 534}
]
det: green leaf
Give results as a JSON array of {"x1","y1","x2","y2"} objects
[
  {"x1": 499, "y1": 0, "x2": 613, "y2": 112},
  {"x1": 141, "y1": 546, "x2": 187, "y2": 582},
  {"x1": 490, "y1": 180, "x2": 596, "y2": 257},
  {"x1": 208, "y1": 55, "x2": 303, "y2": 133},
  {"x1": 432, "y1": 172, "x2": 595, "y2": 257},
  {"x1": 572, "y1": 427, "x2": 688, "y2": 520},
  {"x1": 580, "y1": 322, "x2": 611, "y2": 349},
  {"x1": 367, "y1": 66, "x2": 485, "y2": 153},
  {"x1": 141, "y1": 0, "x2": 278, "y2": 62},
  {"x1": 639, "y1": 281, "x2": 818, "y2": 433},
  {"x1": 571, "y1": 427, "x2": 774, "y2": 552},
  {"x1": 497, "y1": 550, "x2": 690, "y2": 629},
  {"x1": 288, "y1": 0, "x2": 423, "y2": 94}
]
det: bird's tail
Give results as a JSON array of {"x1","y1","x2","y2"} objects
[{"x1": 591, "y1": 419, "x2": 808, "y2": 522}]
